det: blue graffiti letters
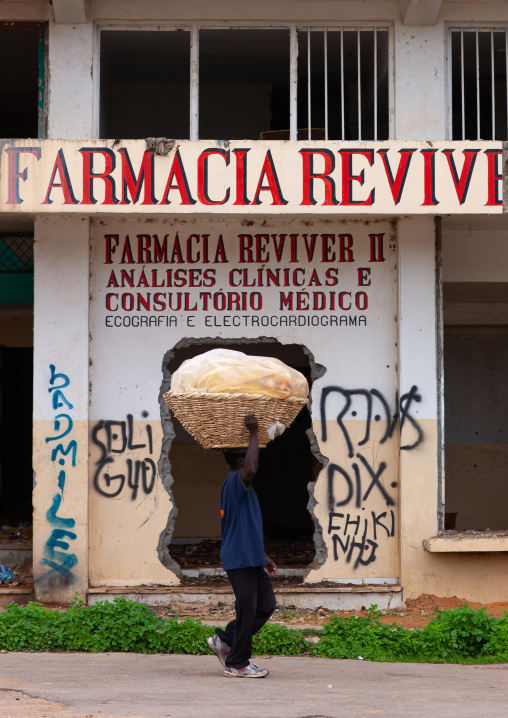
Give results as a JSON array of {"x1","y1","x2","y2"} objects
[
  {"x1": 51, "y1": 440, "x2": 77, "y2": 467},
  {"x1": 46, "y1": 493, "x2": 76, "y2": 528},
  {"x1": 40, "y1": 529, "x2": 78, "y2": 583},
  {"x1": 45, "y1": 414, "x2": 73, "y2": 442},
  {"x1": 38, "y1": 365, "x2": 78, "y2": 590},
  {"x1": 48, "y1": 364, "x2": 70, "y2": 391}
]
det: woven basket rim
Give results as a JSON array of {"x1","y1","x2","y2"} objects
[{"x1": 164, "y1": 391, "x2": 307, "y2": 403}]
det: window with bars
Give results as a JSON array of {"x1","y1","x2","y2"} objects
[
  {"x1": 99, "y1": 27, "x2": 390, "y2": 141},
  {"x1": 0, "y1": 235, "x2": 34, "y2": 273},
  {"x1": 450, "y1": 28, "x2": 508, "y2": 140},
  {"x1": 0, "y1": 234, "x2": 34, "y2": 305},
  {"x1": 297, "y1": 29, "x2": 389, "y2": 141}
]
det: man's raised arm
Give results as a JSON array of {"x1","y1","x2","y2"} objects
[{"x1": 242, "y1": 414, "x2": 259, "y2": 484}]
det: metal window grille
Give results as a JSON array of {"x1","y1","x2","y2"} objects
[
  {"x1": 297, "y1": 28, "x2": 389, "y2": 141},
  {"x1": 0, "y1": 235, "x2": 34, "y2": 273},
  {"x1": 450, "y1": 27, "x2": 508, "y2": 140}
]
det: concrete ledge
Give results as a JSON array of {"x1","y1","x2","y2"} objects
[
  {"x1": 424, "y1": 536, "x2": 508, "y2": 552},
  {"x1": 181, "y1": 568, "x2": 303, "y2": 579},
  {"x1": 88, "y1": 584, "x2": 403, "y2": 611},
  {"x1": 0, "y1": 587, "x2": 33, "y2": 606}
]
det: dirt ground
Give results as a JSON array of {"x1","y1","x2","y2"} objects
[{"x1": 160, "y1": 593, "x2": 508, "y2": 630}]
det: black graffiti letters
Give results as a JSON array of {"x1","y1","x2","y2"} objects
[
  {"x1": 92, "y1": 414, "x2": 156, "y2": 500},
  {"x1": 320, "y1": 385, "x2": 423, "y2": 457},
  {"x1": 399, "y1": 385, "x2": 424, "y2": 450},
  {"x1": 327, "y1": 454, "x2": 394, "y2": 512},
  {"x1": 320, "y1": 382, "x2": 423, "y2": 569},
  {"x1": 357, "y1": 454, "x2": 393, "y2": 506},
  {"x1": 328, "y1": 510, "x2": 395, "y2": 569}
]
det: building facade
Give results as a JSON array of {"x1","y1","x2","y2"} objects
[{"x1": 0, "y1": 0, "x2": 507, "y2": 607}]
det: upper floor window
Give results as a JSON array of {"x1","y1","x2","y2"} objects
[
  {"x1": 450, "y1": 27, "x2": 508, "y2": 140},
  {"x1": 99, "y1": 26, "x2": 390, "y2": 141},
  {"x1": 0, "y1": 24, "x2": 46, "y2": 139}
]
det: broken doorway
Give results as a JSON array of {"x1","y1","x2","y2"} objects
[{"x1": 162, "y1": 340, "x2": 322, "y2": 577}]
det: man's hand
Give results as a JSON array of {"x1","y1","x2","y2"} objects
[
  {"x1": 245, "y1": 414, "x2": 259, "y2": 433},
  {"x1": 265, "y1": 554, "x2": 277, "y2": 576}
]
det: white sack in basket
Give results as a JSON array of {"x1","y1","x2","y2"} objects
[{"x1": 171, "y1": 348, "x2": 308, "y2": 400}]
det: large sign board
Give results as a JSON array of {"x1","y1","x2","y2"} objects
[{"x1": 0, "y1": 139, "x2": 503, "y2": 215}]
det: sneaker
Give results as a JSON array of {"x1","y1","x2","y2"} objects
[
  {"x1": 207, "y1": 634, "x2": 230, "y2": 667},
  {"x1": 224, "y1": 663, "x2": 269, "y2": 678}
]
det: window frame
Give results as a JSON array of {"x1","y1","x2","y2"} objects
[
  {"x1": 446, "y1": 24, "x2": 508, "y2": 141},
  {"x1": 93, "y1": 21, "x2": 394, "y2": 141}
]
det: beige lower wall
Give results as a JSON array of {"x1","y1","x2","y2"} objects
[
  {"x1": 400, "y1": 420, "x2": 508, "y2": 603},
  {"x1": 86, "y1": 416, "x2": 508, "y2": 601},
  {"x1": 404, "y1": 552, "x2": 508, "y2": 602},
  {"x1": 88, "y1": 419, "x2": 178, "y2": 587},
  {"x1": 307, "y1": 419, "x2": 401, "y2": 582},
  {"x1": 82, "y1": 412, "x2": 508, "y2": 601},
  {"x1": 33, "y1": 420, "x2": 89, "y2": 603}
]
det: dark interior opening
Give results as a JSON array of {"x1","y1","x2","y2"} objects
[
  {"x1": 0, "y1": 347, "x2": 33, "y2": 523},
  {"x1": 166, "y1": 341, "x2": 321, "y2": 571},
  {"x1": 0, "y1": 26, "x2": 41, "y2": 138},
  {"x1": 100, "y1": 28, "x2": 290, "y2": 140},
  {"x1": 443, "y1": 282, "x2": 508, "y2": 531},
  {"x1": 198, "y1": 29, "x2": 290, "y2": 139},
  {"x1": 100, "y1": 30, "x2": 191, "y2": 139}
]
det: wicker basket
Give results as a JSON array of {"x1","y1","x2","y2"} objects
[{"x1": 163, "y1": 391, "x2": 307, "y2": 449}]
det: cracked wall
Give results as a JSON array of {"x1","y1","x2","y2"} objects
[{"x1": 157, "y1": 337, "x2": 326, "y2": 571}]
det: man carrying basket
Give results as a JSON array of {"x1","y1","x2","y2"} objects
[{"x1": 207, "y1": 414, "x2": 277, "y2": 678}]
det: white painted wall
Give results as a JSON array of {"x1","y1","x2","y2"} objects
[
  {"x1": 397, "y1": 216, "x2": 441, "y2": 595},
  {"x1": 33, "y1": 215, "x2": 90, "y2": 602},
  {"x1": 47, "y1": 22, "x2": 94, "y2": 140},
  {"x1": 393, "y1": 22, "x2": 447, "y2": 140}
]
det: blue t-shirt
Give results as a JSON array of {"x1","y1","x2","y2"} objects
[{"x1": 220, "y1": 469, "x2": 266, "y2": 570}]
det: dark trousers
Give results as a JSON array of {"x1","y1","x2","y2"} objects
[{"x1": 216, "y1": 566, "x2": 276, "y2": 669}]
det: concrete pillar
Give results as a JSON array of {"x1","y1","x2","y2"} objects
[
  {"x1": 397, "y1": 216, "x2": 440, "y2": 597},
  {"x1": 47, "y1": 22, "x2": 94, "y2": 139},
  {"x1": 393, "y1": 22, "x2": 447, "y2": 140},
  {"x1": 33, "y1": 215, "x2": 90, "y2": 603}
]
